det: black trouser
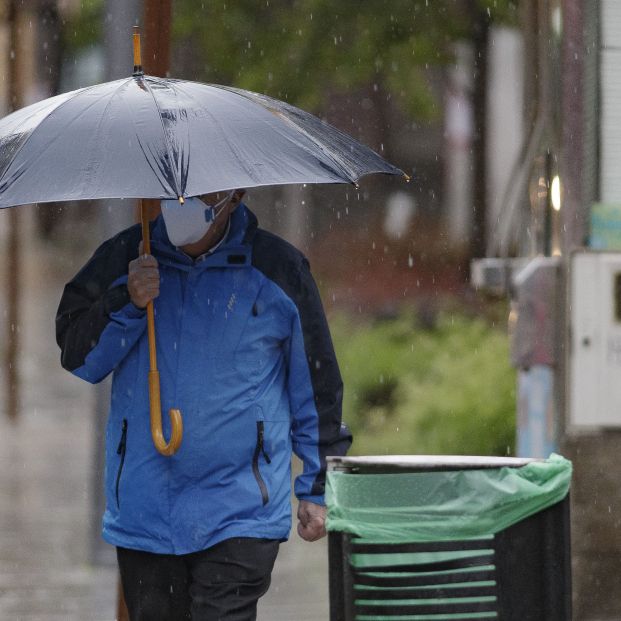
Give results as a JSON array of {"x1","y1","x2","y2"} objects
[{"x1": 117, "y1": 538, "x2": 280, "y2": 621}]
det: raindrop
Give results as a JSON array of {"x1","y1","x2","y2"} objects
[{"x1": 408, "y1": 255, "x2": 413, "y2": 268}]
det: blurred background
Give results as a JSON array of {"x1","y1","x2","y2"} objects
[{"x1": 0, "y1": 1, "x2": 619, "y2": 619}]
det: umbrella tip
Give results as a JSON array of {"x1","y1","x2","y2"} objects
[
  {"x1": 403, "y1": 173, "x2": 411, "y2": 183},
  {"x1": 133, "y1": 26, "x2": 144, "y2": 77},
  {"x1": 178, "y1": 196, "x2": 185, "y2": 204}
]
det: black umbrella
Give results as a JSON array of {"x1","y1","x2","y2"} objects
[{"x1": 0, "y1": 30, "x2": 407, "y2": 455}]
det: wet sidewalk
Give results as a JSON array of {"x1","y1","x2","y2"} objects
[{"x1": 0, "y1": 222, "x2": 329, "y2": 620}]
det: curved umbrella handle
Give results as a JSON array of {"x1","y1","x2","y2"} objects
[
  {"x1": 141, "y1": 199, "x2": 183, "y2": 456},
  {"x1": 148, "y1": 369, "x2": 183, "y2": 456}
]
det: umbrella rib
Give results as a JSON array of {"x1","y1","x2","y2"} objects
[
  {"x1": 163, "y1": 80, "x2": 191, "y2": 194},
  {"x1": 116, "y1": 89, "x2": 175, "y2": 198},
  {"x1": 210, "y1": 85, "x2": 359, "y2": 182},
  {"x1": 0, "y1": 81, "x2": 117, "y2": 191},
  {"x1": 140, "y1": 77, "x2": 182, "y2": 198},
  {"x1": 173, "y1": 81, "x2": 264, "y2": 188}
]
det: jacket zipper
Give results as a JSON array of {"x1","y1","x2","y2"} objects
[
  {"x1": 252, "y1": 421, "x2": 271, "y2": 506},
  {"x1": 115, "y1": 419, "x2": 128, "y2": 509}
]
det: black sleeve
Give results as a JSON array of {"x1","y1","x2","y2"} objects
[
  {"x1": 295, "y1": 256, "x2": 353, "y2": 495},
  {"x1": 56, "y1": 224, "x2": 142, "y2": 375},
  {"x1": 252, "y1": 229, "x2": 352, "y2": 498}
]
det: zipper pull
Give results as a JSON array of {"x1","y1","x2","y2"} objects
[
  {"x1": 257, "y1": 422, "x2": 271, "y2": 464},
  {"x1": 117, "y1": 419, "x2": 128, "y2": 455}
]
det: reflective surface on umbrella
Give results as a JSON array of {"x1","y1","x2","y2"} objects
[{"x1": 0, "y1": 76, "x2": 404, "y2": 208}]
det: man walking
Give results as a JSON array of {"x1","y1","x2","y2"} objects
[{"x1": 56, "y1": 190, "x2": 351, "y2": 620}]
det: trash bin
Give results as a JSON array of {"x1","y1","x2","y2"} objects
[{"x1": 326, "y1": 454, "x2": 572, "y2": 621}]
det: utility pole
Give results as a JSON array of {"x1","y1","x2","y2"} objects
[
  {"x1": 559, "y1": 1, "x2": 621, "y2": 618},
  {"x1": 99, "y1": 3, "x2": 143, "y2": 621},
  {"x1": 5, "y1": 0, "x2": 22, "y2": 422},
  {"x1": 144, "y1": 0, "x2": 171, "y2": 77},
  {"x1": 114, "y1": 6, "x2": 173, "y2": 619},
  {"x1": 141, "y1": 0, "x2": 172, "y2": 222}
]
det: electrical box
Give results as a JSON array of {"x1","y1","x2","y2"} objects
[{"x1": 569, "y1": 251, "x2": 621, "y2": 428}]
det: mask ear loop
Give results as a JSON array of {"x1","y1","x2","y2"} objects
[{"x1": 210, "y1": 189, "x2": 237, "y2": 220}]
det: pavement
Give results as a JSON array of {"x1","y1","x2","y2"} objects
[{"x1": 0, "y1": 214, "x2": 329, "y2": 620}]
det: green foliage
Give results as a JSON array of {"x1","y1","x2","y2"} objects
[
  {"x1": 173, "y1": 0, "x2": 517, "y2": 119},
  {"x1": 331, "y1": 311, "x2": 516, "y2": 457},
  {"x1": 61, "y1": 0, "x2": 104, "y2": 56},
  {"x1": 59, "y1": 1, "x2": 518, "y2": 120}
]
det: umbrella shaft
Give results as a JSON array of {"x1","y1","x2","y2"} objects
[
  {"x1": 141, "y1": 200, "x2": 158, "y2": 372},
  {"x1": 146, "y1": 302, "x2": 158, "y2": 372}
]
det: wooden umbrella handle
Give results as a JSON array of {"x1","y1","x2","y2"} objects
[{"x1": 141, "y1": 200, "x2": 183, "y2": 456}]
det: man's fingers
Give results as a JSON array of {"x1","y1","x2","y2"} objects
[
  {"x1": 297, "y1": 519, "x2": 326, "y2": 542},
  {"x1": 130, "y1": 254, "x2": 158, "y2": 270},
  {"x1": 297, "y1": 501, "x2": 327, "y2": 542},
  {"x1": 132, "y1": 268, "x2": 160, "y2": 281},
  {"x1": 127, "y1": 253, "x2": 160, "y2": 308}
]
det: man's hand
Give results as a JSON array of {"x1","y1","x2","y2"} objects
[
  {"x1": 297, "y1": 500, "x2": 327, "y2": 542},
  {"x1": 128, "y1": 253, "x2": 160, "y2": 309}
]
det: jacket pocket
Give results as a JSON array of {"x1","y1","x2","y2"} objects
[
  {"x1": 252, "y1": 421, "x2": 271, "y2": 506},
  {"x1": 115, "y1": 419, "x2": 128, "y2": 509}
]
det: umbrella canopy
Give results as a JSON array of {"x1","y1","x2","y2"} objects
[
  {"x1": 0, "y1": 75, "x2": 405, "y2": 208},
  {"x1": 2, "y1": 60, "x2": 406, "y2": 457}
]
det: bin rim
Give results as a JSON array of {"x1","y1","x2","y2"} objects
[{"x1": 327, "y1": 455, "x2": 542, "y2": 472}]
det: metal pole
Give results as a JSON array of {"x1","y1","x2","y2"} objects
[{"x1": 469, "y1": 0, "x2": 490, "y2": 260}]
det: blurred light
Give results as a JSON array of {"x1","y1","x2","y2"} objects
[
  {"x1": 551, "y1": 175, "x2": 561, "y2": 211},
  {"x1": 552, "y1": 6, "x2": 562, "y2": 38}
]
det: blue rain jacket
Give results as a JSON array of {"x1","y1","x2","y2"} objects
[{"x1": 56, "y1": 205, "x2": 351, "y2": 554}]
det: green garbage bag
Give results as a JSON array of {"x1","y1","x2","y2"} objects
[{"x1": 326, "y1": 454, "x2": 572, "y2": 542}]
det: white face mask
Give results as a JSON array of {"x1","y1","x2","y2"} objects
[{"x1": 160, "y1": 192, "x2": 233, "y2": 247}]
